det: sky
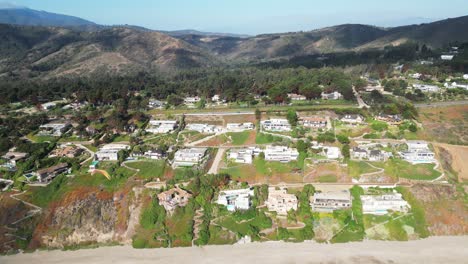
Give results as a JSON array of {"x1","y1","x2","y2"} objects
[{"x1": 3, "y1": 0, "x2": 468, "y2": 35}]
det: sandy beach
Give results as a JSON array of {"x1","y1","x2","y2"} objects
[{"x1": 2, "y1": 236, "x2": 468, "y2": 264}]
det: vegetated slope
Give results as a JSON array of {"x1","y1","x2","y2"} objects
[
  {"x1": 0, "y1": 24, "x2": 218, "y2": 78},
  {"x1": 1, "y1": 15, "x2": 468, "y2": 77},
  {"x1": 360, "y1": 15, "x2": 468, "y2": 49},
  {"x1": 0, "y1": 7, "x2": 96, "y2": 27},
  {"x1": 180, "y1": 16, "x2": 468, "y2": 62}
]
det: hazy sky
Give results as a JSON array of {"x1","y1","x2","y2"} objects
[{"x1": 4, "y1": 0, "x2": 468, "y2": 34}]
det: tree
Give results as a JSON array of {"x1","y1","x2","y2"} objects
[
  {"x1": 317, "y1": 132, "x2": 336, "y2": 143},
  {"x1": 286, "y1": 109, "x2": 298, "y2": 127},
  {"x1": 296, "y1": 140, "x2": 309, "y2": 153},
  {"x1": 287, "y1": 209, "x2": 297, "y2": 224},
  {"x1": 336, "y1": 134, "x2": 350, "y2": 144},
  {"x1": 255, "y1": 108, "x2": 261, "y2": 121},
  {"x1": 354, "y1": 78, "x2": 368, "y2": 91},
  {"x1": 299, "y1": 84, "x2": 322, "y2": 99},
  {"x1": 342, "y1": 144, "x2": 350, "y2": 159},
  {"x1": 277, "y1": 227, "x2": 290, "y2": 241},
  {"x1": 197, "y1": 97, "x2": 206, "y2": 109},
  {"x1": 371, "y1": 121, "x2": 388, "y2": 132},
  {"x1": 268, "y1": 85, "x2": 288, "y2": 104},
  {"x1": 166, "y1": 94, "x2": 184, "y2": 106}
]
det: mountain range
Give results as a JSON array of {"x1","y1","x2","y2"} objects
[
  {"x1": 0, "y1": 5, "x2": 467, "y2": 78},
  {"x1": 0, "y1": 5, "x2": 96, "y2": 27}
]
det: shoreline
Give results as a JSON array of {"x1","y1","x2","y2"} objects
[{"x1": 2, "y1": 236, "x2": 468, "y2": 264}]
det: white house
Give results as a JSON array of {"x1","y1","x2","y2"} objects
[
  {"x1": 184, "y1": 96, "x2": 201, "y2": 104},
  {"x1": 148, "y1": 99, "x2": 165, "y2": 109},
  {"x1": 361, "y1": 192, "x2": 411, "y2": 215},
  {"x1": 445, "y1": 82, "x2": 468, "y2": 90},
  {"x1": 407, "y1": 140, "x2": 430, "y2": 151},
  {"x1": 173, "y1": 148, "x2": 208, "y2": 168},
  {"x1": 41, "y1": 102, "x2": 57, "y2": 110},
  {"x1": 399, "y1": 140, "x2": 435, "y2": 164},
  {"x1": 38, "y1": 122, "x2": 71, "y2": 137},
  {"x1": 228, "y1": 148, "x2": 254, "y2": 164},
  {"x1": 400, "y1": 151, "x2": 435, "y2": 164},
  {"x1": 2, "y1": 152, "x2": 28, "y2": 167},
  {"x1": 369, "y1": 150, "x2": 391, "y2": 162},
  {"x1": 413, "y1": 84, "x2": 440, "y2": 93},
  {"x1": 340, "y1": 114, "x2": 365, "y2": 125},
  {"x1": 146, "y1": 120, "x2": 178, "y2": 134},
  {"x1": 351, "y1": 147, "x2": 368, "y2": 160},
  {"x1": 410, "y1": 73, "x2": 422, "y2": 79},
  {"x1": 265, "y1": 187, "x2": 298, "y2": 215},
  {"x1": 310, "y1": 190, "x2": 352, "y2": 212},
  {"x1": 441, "y1": 55, "x2": 454, "y2": 61},
  {"x1": 260, "y1": 119, "x2": 291, "y2": 132},
  {"x1": 216, "y1": 188, "x2": 254, "y2": 211},
  {"x1": 264, "y1": 146, "x2": 299, "y2": 162},
  {"x1": 186, "y1": 123, "x2": 222, "y2": 134},
  {"x1": 226, "y1": 123, "x2": 255, "y2": 132},
  {"x1": 300, "y1": 116, "x2": 327, "y2": 128},
  {"x1": 212, "y1": 94, "x2": 220, "y2": 102},
  {"x1": 131, "y1": 149, "x2": 165, "y2": 160},
  {"x1": 95, "y1": 144, "x2": 130, "y2": 161},
  {"x1": 321, "y1": 91, "x2": 343, "y2": 100},
  {"x1": 287, "y1": 93, "x2": 307, "y2": 101},
  {"x1": 323, "y1": 146, "x2": 341, "y2": 159}
]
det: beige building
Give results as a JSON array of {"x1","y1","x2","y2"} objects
[
  {"x1": 265, "y1": 187, "x2": 298, "y2": 215},
  {"x1": 157, "y1": 187, "x2": 192, "y2": 212}
]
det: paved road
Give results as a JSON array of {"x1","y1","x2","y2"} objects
[
  {"x1": 353, "y1": 86, "x2": 370, "y2": 108},
  {"x1": 181, "y1": 111, "x2": 254, "y2": 116},
  {"x1": 76, "y1": 144, "x2": 95, "y2": 165}
]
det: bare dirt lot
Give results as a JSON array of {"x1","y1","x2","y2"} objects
[
  {"x1": 303, "y1": 161, "x2": 351, "y2": 183},
  {"x1": 185, "y1": 114, "x2": 256, "y2": 126},
  {"x1": 434, "y1": 143, "x2": 468, "y2": 182},
  {"x1": 419, "y1": 105, "x2": 468, "y2": 145},
  {"x1": 410, "y1": 184, "x2": 468, "y2": 236}
]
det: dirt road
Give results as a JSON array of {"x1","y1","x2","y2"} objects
[{"x1": 208, "y1": 148, "x2": 225, "y2": 174}]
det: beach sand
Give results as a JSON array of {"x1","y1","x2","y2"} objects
[{"x1": 2, "y1": 236, "x2": 468, "y2": 264}]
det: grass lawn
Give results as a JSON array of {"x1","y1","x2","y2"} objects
[
  {"x1": 125, "y1": 160, "x2": 167, "y2": 179},
  {"x1": 27, "y1": 133, "x2": 56, "y2": 143},
  {"x1": 178, "y1": 131, "x2": 213, "y2": 144},
  {"x1": 144, "y1": 133, "x2": 177, "y2": 145},
  {"x1": 58, "y1": 136, "x2": 89, "y2": 143},
  {"x1": 226, "y1": 131, "x2": 250, "y2": 145},
  {"x1": 254, "y1": 158, "x2": 293, "y2": 175},
  {"x1": 318, "y1": 175, "x2": 338, "y2": 183},
  {"x1": 220, "y1": 157, "x2": 303, "y2": 184},
  {"x1": 113, "y1": 135, "x2": 131, "y2": 142},
  {"x1": 347, "y1": 160, "x2": 381, "y2": 179},
  {"x1": 82, "y1": 144, "x2": 98, "y2": 152},
  {"x1": 364, "y1": 213, "x2": 415, "y2": 241},
  {"x1": 255, "y1": 133, "x2": 284, "y2": 144},
  {"x1": 374, "y1": 159, "x2": 441, "y2": 181}
]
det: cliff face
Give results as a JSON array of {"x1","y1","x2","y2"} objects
[{"x1": 31, "y1": 186, "x2": 143, "y2": 249}]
